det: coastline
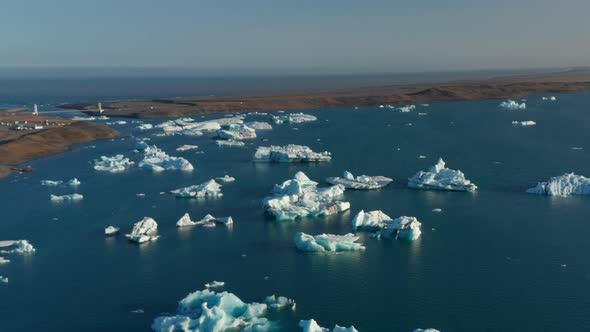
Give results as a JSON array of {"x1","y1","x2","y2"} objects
[
  {"x1": 60, "y1": 69, "x2": 590, "y2": 119},
  {"x1": 0, "y1": 113, "x2": 119, "y2": 179}
]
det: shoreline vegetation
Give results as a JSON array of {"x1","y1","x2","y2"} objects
[
  {"x1": 60, "y1": 68, "x2": 590, "y2": 119},
  {"x1": 2, "y1": 68, "x2": 590, "y2": 179}
]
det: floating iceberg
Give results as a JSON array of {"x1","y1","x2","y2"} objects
[
  {"x1": 263, "y1": 172, "x2": 350, "y2": 220},
  {"x1": 216, "y1": 139, "x2": 245, "y2": 147},
  {"x1": 0, "y1": 240, "x2": 36, "y2": 254},
  {"x1": 50, "y1": 193, "x2": 84, "y2": 202},
  {"x1": 299, "y1": 319, "x2": 359, "y2": 332},
  {"x1": 0, "y1": 257, "x2": 9, "y2": 264},
  {"x1": 41, "y1": 178, "x2": 81, "y2": 186},
  {"x1": 105, "y1": 226, "x2": 119, "y2": 236},
  {"x1": 176, "y1": 145, "x2": 199, "y2": 152},
  {"x1": 66, "y1": 178, "x2": 81, "y2": 186},
  {"x1": 542, "y1": 96, "x2": 557, "y2": 101},
  {"x1": 254, "y1": 145, "x2": 331, "y2": 163},
  {"x1": 512, "y1": 120, "x2": 536, "y2": 126},
  {"x1": 204, "y1": 280, "x2": 225, "y2": 288},
  {"x1": 94, "y1": 155, "x2": 134, "y2": 173},
  {"x1": 326, "y1": 171, "x2": 392, "y2": 190},
  {"x1": 352, "y1": 210, "x2": 422, "y2": 240},
  {"x1": 177, "y1": 214, "x2": 233, "y2": 227},
  {"x1": 215, "y1": 175, "x2": 235, "y2": 183},
  {"x1": 413, "y1": 329, "x2": 441, "y2": 332},
  {"x1": 245, "y1": 121, "x2": 273, "y2": 130},
  {"x1": 139, "y1": 145, "x2": 194, "y2": 172},
  {"x1": 171, "y1": 180, "x2": 223, "y2": 198},
  {"x1": 526, "y1": 173, "x2": 590, "y2": 196},
  {"x1": 137, "y1": 123, "x2": 153, "y2": 130},
  {"x1": 155, "y1": 116, "x2": 244, "y2": 136},
  {"x1": 272, "y1": 112, "x2": 317, "y2": 124},
  {"x1": 151, "y1": 288, "x2": 295, "y2": 332},
  {"x1": 126, "y1": 217, "x2": 159, "y2": 243},
  {"x1": 408, "y1": 158, "x2": 477, "y2": 192},
  {"x1": 217, "y1": 123, "x2": 257, "y2": 140},
  {"x1": 0, "y1": 276, "x2": 7, "y2": 284},
  {"x1": 295, "y1": 232, "x2": 365, "y2": 252},
  {"x1": 499, "y1": 100, "x2": 526, "y2": 109},
  {"x1": 397, "y1": 105, "x2": 416, "y2": 112}
]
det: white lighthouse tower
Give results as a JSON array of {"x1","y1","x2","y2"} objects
[
  {"x1": 32, "y1": 104, "x2": 39, "y2": 115},
  {"x1": 98, "y1": 102, "x2": 104, "y2": 114}
]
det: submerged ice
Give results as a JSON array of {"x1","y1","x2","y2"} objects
[
  {"x1": 527, "y1": 173, "x2": 590, "y2": 196},
  {"x1": 263, "y1": 172, "x2": 350, "y2": 220},
  {"x1": 295, "y1": 232, "x2": 365, "y2": 252},
  {"x1": 326, "y1": 171, "x2": 392, "y2": 190},
  {"x1": 408, "y1": 158, "x2": 477, "y2": 192},
  {"x1": 254, "y1": 145, "x2": 331, "y2": 163}
]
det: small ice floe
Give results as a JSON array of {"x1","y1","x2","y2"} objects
[
  {"x1": 299, "y1": 319, "x2": 358, "y2": 332},
  {"x1": 499, "y1": 100, "x2": 526, "y2": 110},
  {"x1": 408, "y1": 158, "x2": 477, "y2": 192},
  {"x1": 526, "y1": 173, "x2": 590, "y2": 196},
  {"x1": 272, "y1": 112, "x2": 317, "y2": 124},
  {"x1": 216, "y1": 139, "x2": 246, "y2": 147},
  {"x1": 176, "y1": 213, "x2": 233, "y2": 227},
  {"x1": 175, "y1": 145, "x2": 199, "y2": 152},
  {"x1": 352, "y1": 210, "x2": 422, "y2": 240},
  {"x1": 432, "y1": 208, "x2": 443, "y2": 213},
  {"x1": 171, "y1": 180, "x2": 223, "y2": 198},
  {"x1": 245, "y1": 121, "x2": 273, "y2": 130},
  {"x1": 130, "y1": 309, "x2": 144, "y2": 314},
  {"x1": 105, "y1": 226, "x2": 119, "y2": 236},
  {"x1": 139, "y1": 145, "x2": 194, "y2": 172},
  {"x1": 418, "y1": 112, "x2": 428, "y2": 116},
  {"x1": 217, "y1": 123, "x2": 257, "y2": 140},
  {"x1": 151, "y1": 288, "x2": 295, "y2": 332},
  {"x1": 418, "y1": 155, "x2": 427, "y2": 159},
  {"x1": 126, "y1": 217, "x2": 159, "y2": 243},
  {"x1": 136, "y1": 193, "x2": 146, "y2": 197},
  {"x1": 263, "y1": 172, "x2": 350, "y2": 221},
  {"x1": 413, "y1": 329, "x2": 441, "y2": 332},
  {"x1": 106, "y1": 121, "x2": 127, "y2": 125},
  {"x1": 215, "y1": 175, "x2": 235, "y2": 183},
  {"x1": 571, "y1": 147, "x2": 583, "y2": 150},
  {"x1": 0, "y1": 276, "x2": 8, "y2": 284},
  {"x1": 50, "y1": 193, "x2": 84, "y2": 202},
  {"x1": 326, "y1": 171, "x2": 392, "y2": 190},
  {"x1": 379, "y1": 105, "x2": 385, "y2": 108},
  {"x1": 204, "y1": 280, "x2": 225, "y2": 288},
  {"x1": 0, "y1": 257, "x2": 10, "y2": 264},
  {"x1": 397, "y1": 104, "x2": 416, "y2": 112},
  {"x1": 94, "y1": 155, "x2": 134, "y2": 173},
  {"x1": 41, "y1": 178, "x2": 81, "y2": 186},
  {"x1": 405, "y1": 123, "x2": 413, "y2": 126},
  {"x1": 0, "y1": 240, "x2": 36, "y2": 254},
  {"x1": 295, "y1": 232, "x2": 365, "y2": 252},
  {"x1": 137, "y1": 123, "x2": 153, "y2": 130},
  {"x1": 254, "y1": 145, "x2": 331, "y2": 163},
  {"x1": 542, "y1": 96, "x2": 557, "y2": 101},
  {"x1": 561, "y1": 264, "x2": 567, "y2": 268},
  {"x1": 512, "y1": 120, "x2": 536, "y2": 126}
]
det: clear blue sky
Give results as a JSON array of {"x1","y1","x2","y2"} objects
[{"x1": 2, "y1": 0, "x2": 589, "y2": 74}]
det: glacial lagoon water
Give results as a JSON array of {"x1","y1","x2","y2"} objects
[{"x1": 2, "y1": 93, "x2": 590, "y2": 331}]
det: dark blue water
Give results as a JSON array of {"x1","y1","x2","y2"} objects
[{"x1": 1, "y1": 91, "x2": 590, "y2": 332}]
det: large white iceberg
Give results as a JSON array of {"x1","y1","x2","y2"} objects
[
  {"x1": 50, "y1": 193, "x2": 84, "y2": 202},
  {"x1": 272, "y1": 113, "x2": 317, "y2": 124},
  {"x1": 245, "y1": 121, "x2": 273, "y2": 130},
  {"x1": 295, "y1": 232, "x2": 365, "y2": 252},
  {"x1": 41, "y1": 178, "x2": 80, "y2": 186},
  {"x1": 0, "y1": 240, "x2": 36, "y2": 254},
  {"x1": 217, "y1": 123, "x2": 257, "y2": 140},
  {"x1": 126, "y1": 217, "x2": 159, "y2": 243},
  {"x1": 527, "y1": 173, "x2": 590, "y2": 196},
  {"x1": 352, "y1": 210, "x2": 422, "y2": 240},
  {"x1": 151, "y1": 288, "x2": 295, "y2": 332},
  {"x1": 176, "y1": 213, "x2": 233, "y2": 227},
  {"x1": 94, "y1": 155, "x2": 134, "y2": 173},
  {"x1": 299, "y1": 319, "x2": 359, "y2": 332},
  {"x1": 327, "y1": 171, "x2": 392, "y2": 190},
  {"x1": 263, "y1": 172, "x2": 350, "y2": 220},
  {"x1": 139, "y1": 145, "x2": 194, "y2": 172},
  {"x1": 408, "y1": 158, "x2": 477, "y2": 192},
  {"x1": 155, "y1": 116, "x2": 244, "y2": 136},
  {"x1": 171, "y1": 180, "x2": 223, "y2": 198},
  {"x1": 500, "y1": 99, "x2": 526, "y2": 109},
  {"x1": 254, "y1": 145, "x2": 331, "y2": 163}
]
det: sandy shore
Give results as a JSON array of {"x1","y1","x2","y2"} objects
[
  {"x1": 0, "y1": 113, "x2": 119, "y2": 179},
  {"x1": 60, "y1": 69, "x2": 590, "y2": 119}
]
